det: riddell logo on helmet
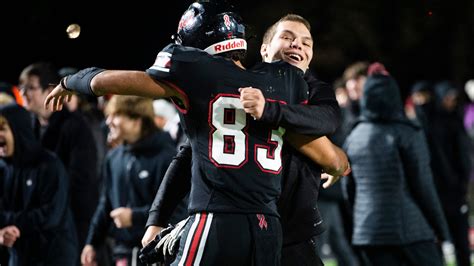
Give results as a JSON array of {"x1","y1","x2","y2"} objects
[
  {"x1": 214, "y1": 40, "x2": 245, "y2": 53},
  {"x1": 204, "y1": 39, "x2": 247, "y2": 55}
]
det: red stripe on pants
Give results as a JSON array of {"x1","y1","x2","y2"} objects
[{"x1": 185, "y1": 213, "x2": 208, "y2": 266}]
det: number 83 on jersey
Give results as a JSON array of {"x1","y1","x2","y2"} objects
[{"x1": 209, "y1": 95, "x2": 285, "y2": 173}]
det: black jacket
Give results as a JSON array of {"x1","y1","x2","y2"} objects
[
  {"x1": 343, "y1": 74, "x2": 450, "y2": 245},
  {"x1": 431, "y1": 84, "x2": 471, "y2": 214},
  {"x1": 86, "y1": 130, "x2": 180, "y2": 253},
  {"x1": 38, "y1": 108, "x2": 100, "y2": 246},
  {"x1": 0, "y1": 104, "x2": 78, "y2": 265}
]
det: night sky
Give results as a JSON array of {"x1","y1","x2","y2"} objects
[{"x1": 1, "y1": 0, "x2": 473, "y2": 98}]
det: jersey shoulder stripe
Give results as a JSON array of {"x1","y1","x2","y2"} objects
[{"x1": 149, "y1": 51, "x2": 172, "y2": 73}]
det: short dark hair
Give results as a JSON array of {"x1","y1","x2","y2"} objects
[
  {"x1": 19, "y1": 62, "x2": 60, "y2": 91},
  {"x1": 262, "y1": 14, "x2": 311, "y2": 44}
]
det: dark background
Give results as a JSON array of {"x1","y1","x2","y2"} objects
[{"x1": 1, "y1": 0, "x2": 473, "y2": 98}]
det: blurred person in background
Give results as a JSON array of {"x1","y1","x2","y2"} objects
[
  {"x1": 431, "y1": 80, "x2": 472, "y2": 266},
  {"x1": 80, "y1": 95, "x2": 180, "y2": 266},
  {"x1": 0, "y1": 92, "x2": 15, "y2": 106},
  {"x1": 328, "y1": 70, "x2": 368, "y2": 264},
  {"x1": 0, "y1": 82, "x2": 23, "y2": 106},
  {"x1": 19, "y1": 61, "x2": 100, "y2": 265},
  {"x1": 0, "y1": 93, "x2": 15, "y2": 265},
  {"x1": 330, "y1": 77, "x2": 352, "y2": 146},
  {"x1": 58, "y1": 66, "x2": 108, "y2": 176},
  {"x1": 342, "y1": 63, "x2": 451, "y2": 266},
  {"x1": 0, "y1": 103, "x2": 78, "y2": 265},
  {"x1": 342, "y1": 61, "x2": 369, "y2": 121},
  {"x1": 316, "y1": 77, "x2": 360, "y2": 266}
]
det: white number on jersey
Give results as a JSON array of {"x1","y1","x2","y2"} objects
[{"x1": 209, "y1": 95, "x2": 285, "y2": 173}]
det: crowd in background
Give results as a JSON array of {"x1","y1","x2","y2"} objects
[{"x1": 1, "y1": 60, "x2": 473, "y2": 265}]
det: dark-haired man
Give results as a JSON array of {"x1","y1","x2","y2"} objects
[{"x1": 19, "y1": 62, "x2": 100, "y2": 261}]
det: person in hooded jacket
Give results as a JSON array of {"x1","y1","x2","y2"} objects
[
  {"x1": 80, "y1": 95, "x2": 180, "y2": 266},
  {"x1": 431, "y1": 80, "x2": 472, "y2": 266},
  {"x1": 342, "y1": 63, "x2": 451, "y2": 266},
  {"x1": 0, "y1": 103, "x2": 78, "y2": 265},
  {"x1": 409, "y1": 80, "x2": 472, "y2": 265}
]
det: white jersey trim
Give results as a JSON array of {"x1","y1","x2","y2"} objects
[{"x1": 150, "y1": 51, "x2": 172, "y2": 73}]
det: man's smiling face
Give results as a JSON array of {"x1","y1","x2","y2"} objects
[{"x1": 261, "y1": 20, "x2": 313, "y2": 72}]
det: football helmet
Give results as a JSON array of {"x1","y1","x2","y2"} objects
[{"x1": 174, "y1": 1, "x2": 247, "y2": 56}]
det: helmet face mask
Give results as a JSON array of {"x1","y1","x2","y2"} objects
[{"x1": 175, "y1": 1, "x2": 247, "y2": 57}]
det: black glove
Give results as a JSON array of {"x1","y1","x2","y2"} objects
[{"x1": 139, "y1": 225, "x2": 175, "y2": 264}]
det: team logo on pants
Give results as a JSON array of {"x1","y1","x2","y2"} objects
[{"x1": 256, "y1": 214, "x2": 267, "y2": 230}]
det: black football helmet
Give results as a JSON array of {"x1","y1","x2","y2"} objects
[{"x1": 174, "y1": 1, "x2": 246, "y2": 56}]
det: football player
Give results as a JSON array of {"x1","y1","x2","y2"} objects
[
  {"x1": 142, "y1": 13, "x2": 349, "y2": 266},
  {"x1": 44, "y1": 1, "x2": 348, "y2": 265}
]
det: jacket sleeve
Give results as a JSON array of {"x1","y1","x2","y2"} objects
[
  {"x1": 259, "y1": 71, "x2": 341, "y2": 136},
  {"x1": 400, "y1": 128, "x2": 451, "y2": 241},
  {"x1": 146, "y1": 141, "x2": 192, "y2": 227},
  {"x1": 0, "y1": 156, "x2": 70, "y2": 236}
]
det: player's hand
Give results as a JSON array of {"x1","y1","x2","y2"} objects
[
  {"x1": 0, "y1": 225, "x2": 20, "y2": 247},
  {"x1": 239, "y1": 87, "x2": 266, "y2": 120},
  {"x1": 321, "y1": 163, "x2": 351, "y2": 189},
  {"x1": 142, "y1": 225, "x2": 163, "y2": 247},
  {"x1": 321, "y1": 173, "x2": 341, "y2": 188},
  {"x1": 81, "y1": 244, "x2": 98, "y2": 266},
  {"x1": 110, "y1": 207, "x2": 133, "y2": 228},
  {"x1": 44, "y1": 82, "x2": 75, "y2": 111}
]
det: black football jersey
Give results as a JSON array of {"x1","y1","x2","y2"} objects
[{"x1": 147, "y1": 44, "x2": 308, "y2": 216}]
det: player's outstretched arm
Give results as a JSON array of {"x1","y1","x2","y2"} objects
[
  {"x1": 44, "y1": 68, "x2": 180, "y2": 111},
  {"x1": 285, "y1": 132, "x2": 350, "y2": 187}
]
